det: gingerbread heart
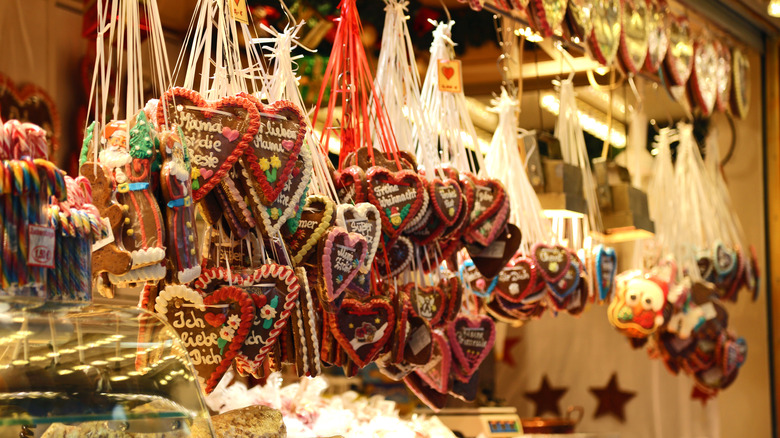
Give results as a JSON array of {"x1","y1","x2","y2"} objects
[
  {"x1": 460, "y1": 261, "x2": 497, "y2": 298},
  {"x1": 430, "y1": 178, "x2": 463, "y2": 226},
  {"x1": 410, "y1": 283, "x2": 447, "y2": 327},
  {"x1": 239, "y1": 95, "x2": 305, "y2": 204},
  {"x1": 336, "y1": 203, "x2": 381, "y2": 274},
  {"x1": 468, "y1": 223, "x2": 522, "y2": 278},
  {"x1": 465, "y1": 177, "x2": 507, "y2": 247},
  {"x1": 375, "y1": 236, "x2": 414, "y2": 278},
  {"x1": 334, "y1": 166, "x2": 366, "y2": 203},
  {"x1": 533, "y1": 243, "x2": 571, "y2": 283},
  {"x1": 157, "y1": 88, "x2": 260, "y2": 201},
  {"x1": 330, "y1": 297, "x2": 395, "y2": 368},
  {"x1": 234, "y1": 263, "x2": 300, "y2": 378},
  {"x1": 416, "y1": 331, "x2": 451, "y2": 394},
  {"x1": 404, "y1": 371, "x2": 448, "y2": 411},
  {"x1": 281, "y1": 195, "x2": 335, "y2": 265},
  {"x1": 154, "y1": 285, "x2": 254, "y2": 393},
  {"x1": 319, "y1": 227, "x2": 368, "y2": 306},
  {"x1": 713, "y1": 241, "x2": 738, "y2": 278},
  {"x1": 244, "y1": 139, "x2": 313, "y2": 235},
  {"x1": 595, "y1": 245, "x2": 617, "y2": 301},
  {"x1": 193, "y1": 267, "x2": 247, "y2": 295},
  {"x1": 366, "y1": 167, "x2": 425, "y2": 241},
  {"x1": 495, "y1": 257, "x2": 538, "y2": 303},
  {"x1": 403, "y1": 314, "x2": 434, "y2": 366},
  {"x1": 447, "y1": 315, "x2": 496, "y2": 378},
  {"x1": 547, "y1": 256, "x2": 581, "y2": 302}
]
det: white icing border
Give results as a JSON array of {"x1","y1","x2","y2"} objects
[
  {"x1": 155, "y1": 284, "x2": 205, "y2": 320},
  {"x1": 177, "y1": 265, "x2": 202, "y2": 284},
  {"x1": 130, "y1": 247, "x2": 166, "y2": 267},
  {"x1": 108, "y1": 263, "x2": 166, "y2": 285},
  {"x1": 249, "y1": 141, "x2": 313, "y2": 235}
]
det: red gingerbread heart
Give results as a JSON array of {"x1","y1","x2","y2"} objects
[
  {"x1": 319, "y1": 227, "x2": 368, "y2": 306},
  {"x1": 239, "y1": 94, "x2": 306, "y2": 204},
  {"x1": 495, "y1": 256, "x2": 538, "y2": 303},
  {"x1": 532, "y1": 243, "x2": 572, "y2": 284},
  {"x1": 447, "y1": 315, "x2": 496, "y2": 379},
  {"x1": 157, "y1": 87, "x2": 260, "y2": 201},
  {"x1": 430, "y1": 178, "x2": 463, "y2": 226},
  {"x1": 154, "y1": 285, "x2": 255, "y2": 394},
  {"x1": 415, "y1": 331, "x2": 451, "y2": 394},
  {"x1": 464, "y1": 176, "x2": 508, "y2": 247},
  {"x1": 281, "y1": 195, "x2": 336, "y2": 265},
  {"x1": 366, "y1": 167, "x2": 425, "y2": 242},
  {"x1": 329, "y1": 297, "x2": 395, "y2": 368},
  {"x1": 334, "y1": 166, "x2": 367, "y2": 203},
  {"x1": 410, "y1": 283, "x2": 447, "y2": 328},
  {"x1": 234, "y1": 263, "x2": 301, "y2": 378}
]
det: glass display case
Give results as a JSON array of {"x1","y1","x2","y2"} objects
[{"x1": 0, "y1": 303, "x2": 215, "y2": 437}]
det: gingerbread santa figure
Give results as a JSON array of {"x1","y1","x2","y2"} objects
[{"x1": 159, "y1": 127, "x2": 201, "y2": 283}]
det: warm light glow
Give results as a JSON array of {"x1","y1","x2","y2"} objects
[
  {"x1": 769, "y1": 0, "x2": 780, "y2": 17},
  {"x1": 540, "y1": 94, "x2": 628, "y2": 148}
]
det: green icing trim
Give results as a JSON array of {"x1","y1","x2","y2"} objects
[
  {"x1": 177, "y1": 125, "x2": 191, "y2": 173},
  {"x1": 79, "y1": 121, "x2": 97, "y2": 167},
  {"x1": 128, "y1": 112, "x2": 156, "y2": 160}
]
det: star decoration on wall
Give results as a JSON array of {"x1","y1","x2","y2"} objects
[
  {"x1": 590, "y1": 373, "x2": 636, "y2": 422},
  {"x1": 500, "y1": 336, "x2": 521, "y2": 367},
  {"x1": 524, "y1": 375, "x2": 568, "y2": 417}
]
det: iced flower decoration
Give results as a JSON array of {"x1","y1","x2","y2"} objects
[
  {"x1": 219, "y1": 326, "x2": 235, "y2": 341},
  {"x1": 227, "y1": 314, "x2": 241, "y2": 330},
  {"x1": 259, "y1": 157, "x2": 271, "y2": 171},
  {"x1": 270, "y1": 155, "x2": 281, "y2": 169},
  {"x1": 270, "y1": 207, "x2": 280, "y2": 220},
  {"x1": 260, "y1": 305, "x2": 277, "y2": 320}
]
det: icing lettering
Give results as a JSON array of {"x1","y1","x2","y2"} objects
[
  {"x1": 172, "y1": 310, "x2": 206, "y2": 329},
  {"x1": 456, "y1": 327, "x2": 488, "y2": 348},
  {"x1": 539, "y1": 249, "x2": 564, "y2": 263}
]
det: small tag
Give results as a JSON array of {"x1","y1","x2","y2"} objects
[
  {"x1": 28, "y1": 225, "x2": 55, "y2": 268},
  {"x1": 229, "y1": 0, "x2": 249, "y2": 24},
  {"x1": 478, "y1": 241, "x2": 506, "y2": 259},
  {"x1": 92, "y1": 217, "x2": 115, "y2": 251},
  {"x1": 437, "y1": 60, "x2": 463, "y2": 93},
  {"x1": 408, "y1": 324, "x2": 431, "y2": 355}
]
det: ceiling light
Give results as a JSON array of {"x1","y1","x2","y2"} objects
[{"x1": 770, "y1": 0, "x2": 780, "y2": 17}]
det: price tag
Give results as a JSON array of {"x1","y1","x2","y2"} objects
[
  {"x1": 28, "y1": 225, "x2": 55, "y2": 268},
  {"x1": 437, "y1": 60, "x2": 463, "y2": 93},
  {"x1": 92, "y1": 217, "x2": 115, "y2": 251},
  {"x1": 229, "y1": 0, "x2": 249, "y2": 24}
]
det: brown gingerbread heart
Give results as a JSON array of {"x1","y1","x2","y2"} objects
[
  {"x1": 329, "y1": 297, "x2": 396, "y2": 368},
  {"x1": 154, "y1": 285, "x2": 255, "y2": 393},
  {"x1": 365, "y1": 166, "x2": 425, "y2": 241},
  {"x1": 157, "y1": 87, "x2": 261, "y2": 201},
  {"x1": 281, "y1": 195, "x2": 335, "y2": 265}
]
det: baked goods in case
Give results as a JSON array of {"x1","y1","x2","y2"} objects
[{"x1": 209, "y1": 405, "x2": 287, "y2": 438}]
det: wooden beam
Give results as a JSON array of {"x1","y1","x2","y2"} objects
[{"x1": 765, "y1": 35, "x2": 780, "y2": 434}]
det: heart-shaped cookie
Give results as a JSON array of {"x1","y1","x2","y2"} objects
[
  {"x1": 334, "y1": 166, "x2": 367, "y2": 203},
  {"x1": 533, "y1": 243, "x2": 571, "y2": 283},
  {"x1": 465, "y1": 177, "x2": 507, "y2": 247},
  {"x1": 547, "y1": 256, "x2": 581, "y2": 302},
  {"x1": 155, "y1": 285, "x2": 254, "y2": 393},
  {"x1": 330, "y1": 297, "x2": 395, "y2": 368},
  {"x1": 468, "y1": 223, "x2": 522, "y2": 278},
  {"x1": 336, "y1": 203, "x2": 381, "y2": 274},
  {"x1": 697, "y1": 254, "x2": 715, "y2": 282},
  {"x1": 281, "y1": 195, "x2": 335, "y2": 265},
  {"x1": 416, "y1": 331, "x2": 451, "y2": 394},
  {"x1": 319, "y1": 227, "x2": 368, "y2": 307},
  {"x1": 244, "y1": 139, "x2": 313, "y2": 236},
  {"x1": 595, "y1": 245, "x2": 618, "y2": 301},
  {"x1": 376, "y1": 236, "x2": 414, "y2": 278},
  {"x1": 430, "y1": 178, "x2": 463, "y2": 226},
  {"x1": 239, "y1": 95, "x2": 305, "y2": 204},
  {"x1": 495, "y1": 257, "x2": 538, "y2": 303},
  {"x1": 234, "y1": 263, "x2": 300, "y2": 377},
  {"x1": 460, "y1": 261, "x2": 497, "y2": 298},
  {"x1": 441, "y1": 275, "x2": 463, "y2": 325},
  {"x1": 447, "y1": 315, "x2": 496, "y2": 378},
  {"x1": 404, "y1": 371, "x2": 448, "y2": 411},
  {"x1": 157, "y1": 88, "x2": 260, "y2": 201},
  {"x1": 713, "y1": 241, "x2": 738, "y2": 278},
  {"x1": 365, "y1": 167, "x2": 425, "y2": 241},
  {"x1": 404, "y1": 313, "x2": 434, "y2": 366},
  {"x1": 410, "y1": 283, "x2": 447, "y2": 327}
]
